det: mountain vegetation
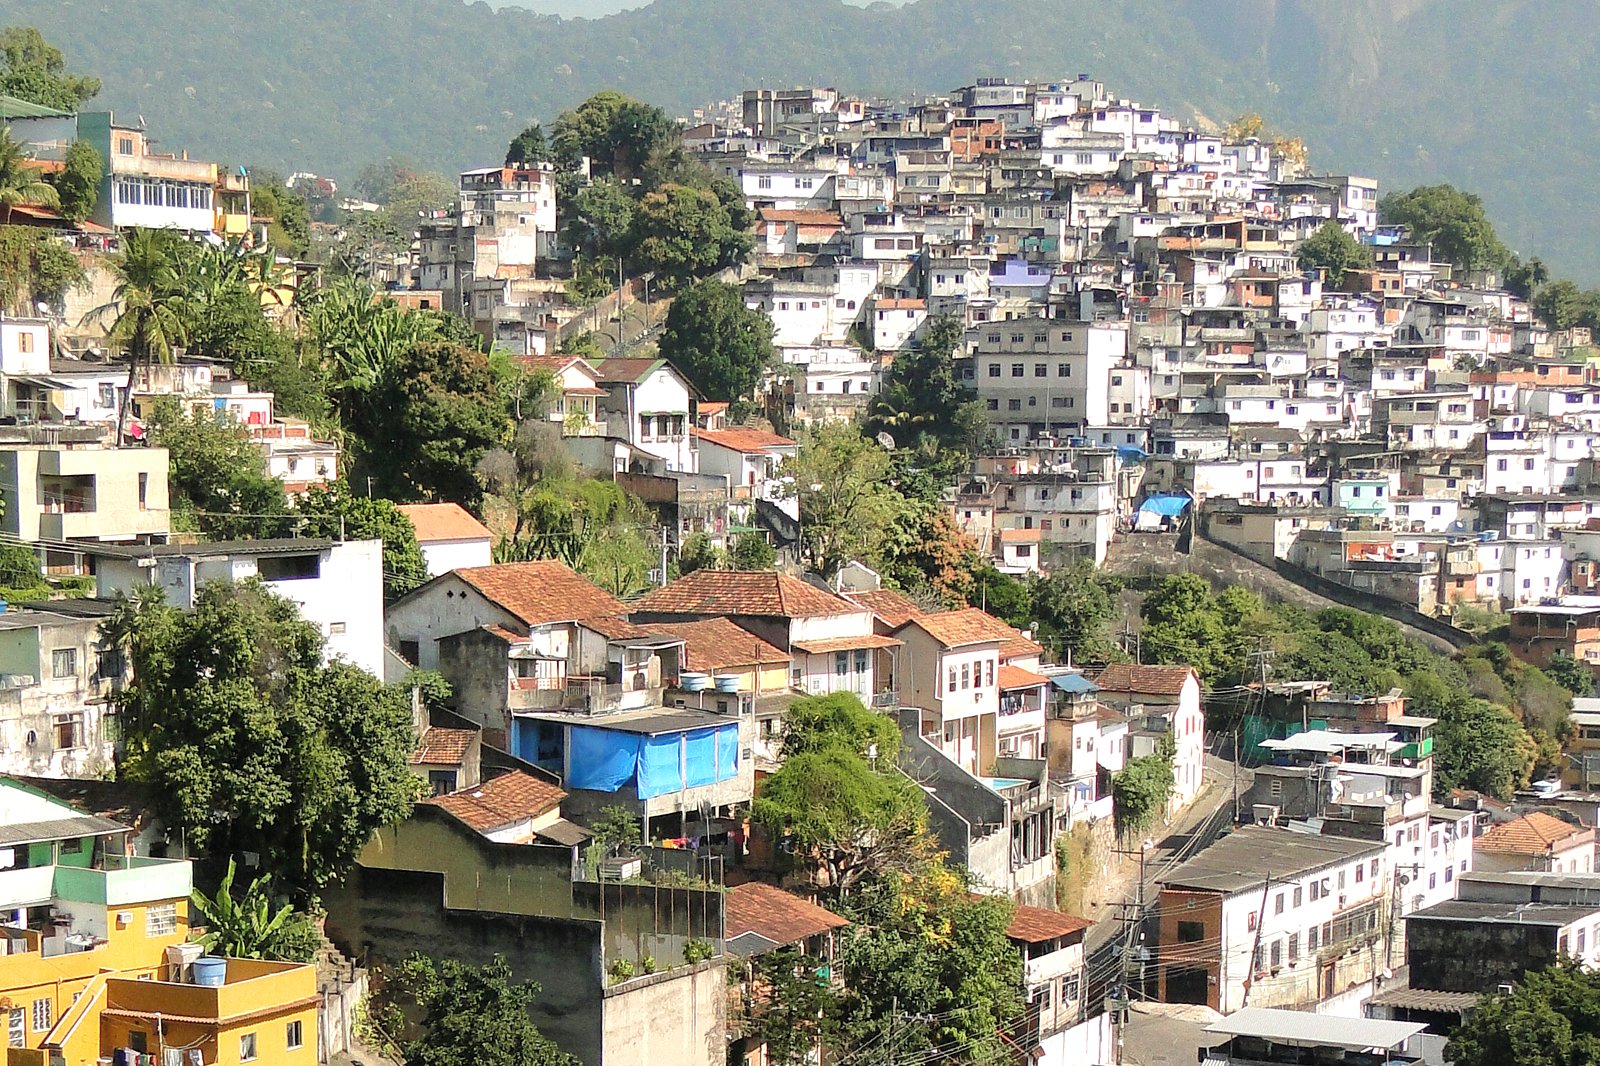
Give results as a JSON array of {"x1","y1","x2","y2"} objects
[{"x1": 7, "y1": 0, "x2": 1600, "y2": 278}]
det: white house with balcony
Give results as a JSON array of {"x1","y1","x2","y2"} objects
[{"x1": 592, "y1": 358, "x2": 697, "y2": 473}]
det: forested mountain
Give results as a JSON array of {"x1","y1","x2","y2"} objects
[{"x1": 9, "y1": 0, "x2": 1599, "y2": 277}]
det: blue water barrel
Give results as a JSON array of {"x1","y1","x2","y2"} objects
[{"x1": 192, "y1": 956, "x2": 227, "y2": 987}]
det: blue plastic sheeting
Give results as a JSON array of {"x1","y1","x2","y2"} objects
[
  {"x1": 684, "y1": 729, "x2": 719, "y2": 788},
  {"x1": 1139, "y1": 494, "x2": 1192, "y2": 517},
  {"x1": 1116, "y1": 444, "x2": 1148, "y2": 462},
  {"x1": 566, "y1": 721, "x2": 743, "y2": 797},
  {"x1": 567, "y1": 726, "x2": 640, "y2": 792},
  {"x1": 1051, "y1": 672, "x2": 1099, "y2": 695},
  {"x1": 716, "y1": 726, "x2": 739, "y2": 781},
  {"x1": 639, "y1": 733, "x2": 684, "y2": 799}
]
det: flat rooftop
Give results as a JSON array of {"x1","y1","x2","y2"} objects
[{"x1": 1158, "y1": 826, "x2": 1381, "y2": 894}]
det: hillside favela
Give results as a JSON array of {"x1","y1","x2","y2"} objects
[{"x1": 0, "y1": 2, "x2": 1596, "y2": 1064}]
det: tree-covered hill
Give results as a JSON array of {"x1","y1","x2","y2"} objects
[{"x1": 10, "y1": 0, "x2": 1600, "y2": 278}]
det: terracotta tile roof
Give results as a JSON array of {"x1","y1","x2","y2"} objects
[
  {"x1": 693, "y1": 427, "x2": 797, "y2": 454},
  {"x1": 845, "y1": 588, "x2": 928, "y2": 630},
  {"x1": 413, "y1": 727, "x2": 476, "y2": 766},
  {"x1": 875, "y1": 298, "x2": 927, "y2": 310},
  {"x1": 902, "y1": 608, "x2": 1012, "y2": 649},
  {"x1": 398, "y1": 502, "x2": 492, "y2": 544},
  {"x1": 998, "y1": 664, "x2": 1050, "y2": 691},
  {"x1": 578, "y1": 615, "x2": 653, "y2": 640},
  {"x1": 790, "y1": 633, "x2": 903, "y2": 654},
  {"x1": 519, "y1": 354, "x2": 585, "y2": 374},
  {"x1": 425, "y1": 771, "x2": 566, "y2": 833},
  {"x1": 699, "y1": 402, "x2": 729, "y2": 416},
  {"x1": 1093, "y1": 663, "x2": 1198, "y2": 698},
  {"x1": 725, "y1": 882, "x2": 848, "y2": 945},
  {"x1": 1477, "y1": 812, "x2": 1592, "y2": 856},
  {"x1": 998, "y1": 528, "x2": 1043, "y2": 544},
  {"x1": 758, "y1": 208, "x2": 844, "y2": 227},
  {"x1": 590, "y1": 357, "x2": 666, "y2": 385},
  {"x1": 1006, "y1": 904, "x2": 1092, "y2": 944},
  {"x1": 631, "y1": 571, "x2": 859, "y2": 619},
  {"x1": 455, "y1": 561, "x2": 626, "y2": 626},
  {"x1": 646, "y1": 619, "x2": 788, "y2": 672}
]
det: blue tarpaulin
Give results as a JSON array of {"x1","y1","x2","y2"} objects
[
  {"x1": 1051, "y1": 673, "x2": 1099, "y2": 695},
  {"x1": 684, "y1": 729, "x2": 719, "y2": 788},
  {"x1": 563, "y1": 721, "x2": 742, "y2": 797},
  {"x1": 1117, "y1": 444, "x2": 1148, "y2": 463},
  {"x1": 567, "y1": 726, "x2": 640, "y2": 792},
  {"x1": 639, "y1": 733, "x2": 684, "y2": 799},
  {"x1": 1139, "y1": 494, "x2": 1192, "y2": 517}
]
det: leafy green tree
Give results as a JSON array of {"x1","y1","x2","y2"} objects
[
  {"x1": 676, "y1": 531, "x2": 725, "y2": 575},
  {"x1": 785, "y1": 424, "x2": 905, "y2": 581},
  {"x1": 0, "y1": 126, "x2": 59, "y2": 226},
  {"x1": 104, "y1": 581, "x2": 421, "y2": 898},
  {"x1": 0, "y1": 541, "x2": 45, "y2": 602},
  {"x1": 45, "y1": 138, "x2": 100, "y2": 224},
  {"x1": 144, "y1": 397, "x2": 291, "y2": 539},
  {"x1": 1535, "y1": 279, "x2": 1584, "y2": 330},
  {"x1": 1547, "y1": 652, "x2": 1595, "y2": 698},
  {"x1": 866, "y1": 313, "x2": 984, "y2": 456},
  {"x1": 1030, "y1": 562, "x2": 1122, "y2": 662},
  {"x1": 380, "y1": 954, "x2": 578, "y2": 1066},
  {"x1": 1113, "y1": 752, "x2": 1175, "y2": 836},
  {"x1": 562, "y1": 179, "x2": 635, "y2": 261},
  {"x1": 752, "y1": 693, "x2": 925, "y2": 895},
  {"x1": 630, "y1": 183, "x2": 753, "y2": 289},
  {"x1": 729, "y1": 532, "x2": 775, "y2": 571},
  {"x1": 505, "y1": 123, "x2": 550, "y2": 167},
  {"x1": 589, "y1": 805, "x2": 642, "y2": 852},
  {"x1": 189, "y1": 857, "x2": 320, "y2": 963},
  {"x1": 874, "y1": 500, "x2": 976, "y2": 607},
  {"x1": 1431, "y1": 700, "x2": 1537, "y2": 798},
  {"x1": 1445, "y1": 958, "x2": 1600, "y2": 1066},
  {"x1": 247, "y1": 172, "x2": 312, "y2": 257},
  {"x1": 551, "y1": 91, "x2": 676, "y2": 185},
  {"x1": 1380, "y1": 184, "x2": 1511, "y2": 273},
  {"x1": 1505, "y1": 256, "x2": 1551, "y2": 300},
  {"x1": 657, "y1": 279, "x2": 774, "y2": 400},
  {"x1": 966, "y1": 562, "x2": 1033, "y2": 630},
  {"x1": 1297, "y1": 220, "x2": 1372, "y2": 287},
  {"x1": 0, "y1": 225, "x2": 84, "y2": 314},
  {"x1": 350, "y1": 338, "x2": 511, "y2": 505},
  {"x1": 0, "y1": 27, "x2": 99, "y2": 112},
  {"x1": 834, "y1": 862, "x2": 1022, "y2": 1066},
  {"x1": 743, "y1": 946, "x2": 838, "y2": 1066},
  {"x1": 295, "y1": 481, "x2": 430, "y2": 600}
]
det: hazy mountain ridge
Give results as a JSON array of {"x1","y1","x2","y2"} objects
[{"x1": 8, "y1": 0, "x2": 1598, "y2": 278}]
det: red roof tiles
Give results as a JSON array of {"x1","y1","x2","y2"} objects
[
  {"x1": 398, "y1": 503, "x2": 492, "y2": 544},
  {"x1": 631, "y1": 571, "x2": 858, "y2": 619},
  {"x1": 725, "y1": 882, "x2": 848, "y2": 945},
  {"x1": 693, "y1": 427, "x2": 797, "y2": 454},
  {"x1": 413, "y1": 727, "x2": 476, "y2": 766},
  {"x1": 1476, "y1": 812, "x2": 1593, "y2": 856},
  {"x1": 845, "y1": 588, "x2": 928, "y2": 629},
  {"x1": 998, "y1": 664, "x2": 1050, "y2": 691},
  {"x1": 644, "y1": 619, "x2": 788, "y2": 672},
  {"x1": 425, "y1": 771, "x2": 566, "y2": 833},
  {"x1": 455, "y1": 561, "x2": 626, "y2": 626},
  {"x1": 1006, "y1": 904, "x2": 1092, "y2": 944},
  {"x1": 1093, "y1": 663, "x2": 1198, "y2": 698},
  {"x1": 904, "y1": 608, "x2": 1012, "y2": 649}
]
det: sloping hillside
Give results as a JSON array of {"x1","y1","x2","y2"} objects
[{"x1": 7, "y1": 0, "x2": 1597, "y2": 277}]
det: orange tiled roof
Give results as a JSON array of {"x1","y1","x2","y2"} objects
[
  {"x1": 1006, "y1": 904, "x2": 1092, "y2": 944},
  {"x1": 758, "y1": 208, "x2": 843, "y2": 227},
  {"x1": 413, "y1": 727, "x2": 476, "y2": 766},
  {"x1": 998, "y1": 528, "x2": 1043, "y2": 544},
  {"x1": 425, "y1": 771, "x2": 566, "y2": 832},
  {"x1": 790, "y1": 634, "x2": 902, "y2": 654},
  {"x1": 725, "y1": 882, "x2": 848, "y2": 945},
  {"x1": 846, "y1": 588, "x2": 928, "y2": 630},
  {"x1": 1477, "y1": 812, "x2": 1591, "y2": 856},
  {"x1": 398, "y1": 502, "x2": 492, "y2": 544},
  {"x1": 631, "y1": 571, "x2": 859, "y2": 619},
  {"x1": 644, "y1": 619, "x2": 788, "y2": 672},
  {"x1": 875, "y1": 298, "x2": 926, "y2": 310},
  {"x1": 998, "y1": 663, "x2": 1050, "y2": 690},
  {"x1": 1093, "y1": 663, "x2": 1198, "y2": 698},
  {"x1": 455, "y1": 561, "x2": 626, "y2": 626},
  {"x1": 693, "y1": 427, "x2": 797, "y2": 454},
  {"x1": 903, "y1": 607, "x2": 1012, "y2": 649}
]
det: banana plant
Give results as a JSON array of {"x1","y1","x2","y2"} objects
[{"x1": 188, "y1": 858, "x2": 317, "y2": 962}]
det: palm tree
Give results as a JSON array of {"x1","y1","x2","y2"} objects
[
  {"x1": 95, "y1": 228, "x2": 191, "y2": 441},
  {"x1": 0, "y1": 128, "x2": 59, "y2": 226}
]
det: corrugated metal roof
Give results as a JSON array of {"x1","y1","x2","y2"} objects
[
  {"x1": 1202, "y1": 1007, "x2": 1425, "y2": 1051},
  {"x1": 0, "y1": 815, "x2": 126, "y2": 847}
]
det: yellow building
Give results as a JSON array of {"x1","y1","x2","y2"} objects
[{"x1": 0, "y1": 781, "x2": 317, "y2": 1066}]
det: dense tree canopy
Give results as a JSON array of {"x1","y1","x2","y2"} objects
[
  {"x1": 1297, "y1": 220, "x2": 1372, "y2": 287},
  {"x1": 1380, "y1": 184, "x2": 1511, "y2": 273},
  {"x1": 376, "y1": 954, "x2": 577, "y2": 1066},
  {"x1": 1446, "y1": 959, "x2": 1600, "y2": 1066},
  {"x1": 785, "y1": 424, "x2": 904, "y2": 581},
  {"x1": 865, "y1": 313, "x2": 985, "y2": 457},
  {"x1": 657, "y1": 279, "x2": 775, "y2": 401},
  {"x1": 145, "y1": 397, "x2": 292, "y2": 540},
  {"x1": 0, "y1": 26, "x2": 98, "y2": 111},
  {"x1": 104, "y1": 581, "x2": 420, "y2": 898}
]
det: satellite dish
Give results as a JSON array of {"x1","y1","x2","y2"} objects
[
  {"x1": 876, "y1": 432, "x2": 896, "y2": 451},
  {"x1": 35, "y1": 301, "x2": 49, "y2": 315}
]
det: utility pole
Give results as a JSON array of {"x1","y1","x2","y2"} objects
[{"x1": 659, "y1": 527, "x2": 669, "y2": 587}]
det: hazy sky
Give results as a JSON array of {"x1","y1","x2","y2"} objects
[{"x1": 489, "y1": 0, "x2": 909, "y2": 16}]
